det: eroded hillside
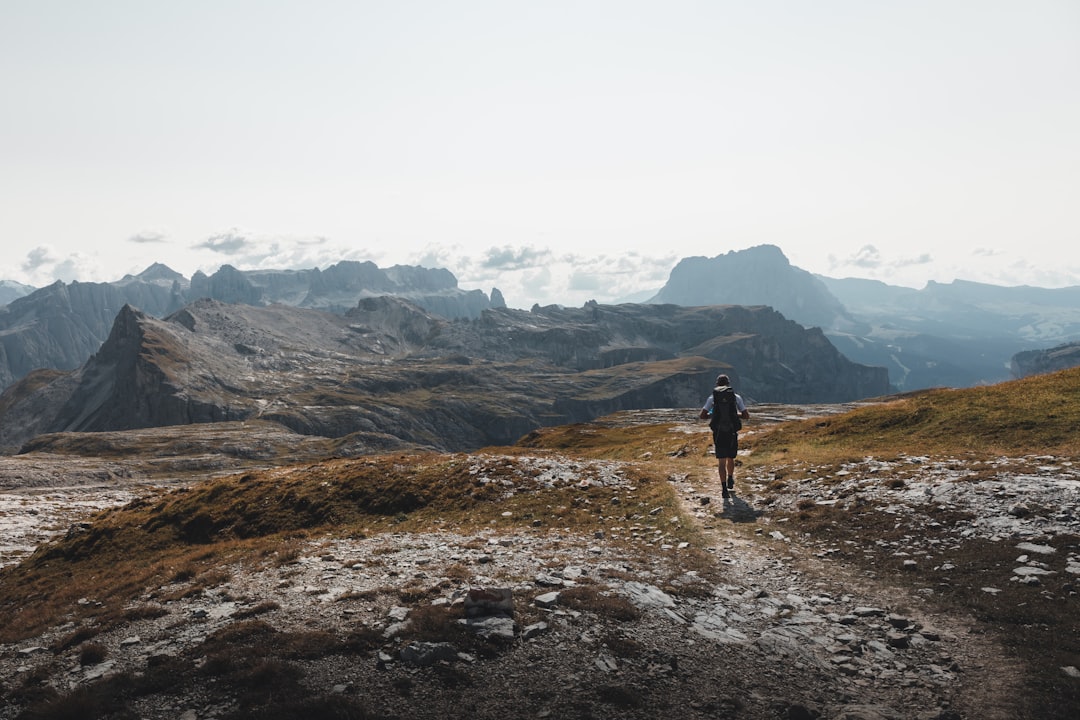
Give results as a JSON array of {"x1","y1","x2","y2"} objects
[{"x1": 0, "y1": 298, "x2": 889, "y2": 454}]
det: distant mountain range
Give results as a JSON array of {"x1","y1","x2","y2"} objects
[
  {"x1": 0, "y1": 261, "x2": 501, "y2": 390},
  {"x1": 3, "y1": 246, "x2": 1079, "y2": 395},
  {"x1": 647, "y1": 244, "x2": 1080, "y2": 389},
  {"x1": 0, "y1": 280, "x2": 35, "y2": 306},
  {"x1": 0, "y1": 298, "x2": 887, "y2": 453}
]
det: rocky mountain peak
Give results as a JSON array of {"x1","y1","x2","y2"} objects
[
  {"x1": 648, "y1": 245, "x2": 857, "y2": 333},
  {"x1": 0, "y1": 279, "x2": 35, "y2": 305},
  {"x1": 0, "y1": 298, "x2": 890, "y2": 453},
  {"x1": 128, "y1": 263, "x2": 186, "y2": 284}
]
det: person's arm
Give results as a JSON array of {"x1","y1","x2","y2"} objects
[{"x1": 699, "y1": 396, "x2": 712, "y2": 420}]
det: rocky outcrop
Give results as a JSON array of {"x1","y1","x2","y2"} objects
[
  {"x1": 423, "y1": 302, "x2": 889, "y2": 404},
  {"x1": 0, "y1": 278, "x2": 184, "y2": 389},
  {"x1": 187, "y1": 260, "x2": 492, "y2": 318},
  {"x1": 0, "y1": 298, "x2": 889, "y2": 453},
  {"x1": 0, "y1": 261, "x2": 497, "y2": 391},
  {"x1": 649, "y1": 245, "x2": 860, "y2": 333},
  {"x1": 3, "y1": 416, "x2": 1074, "y2": 717},
  {"x1": 0, "y1": 279, "x2": 34, "y2": 306},
  {"x1": 1011, "y1": 341, "x2": 1080, "y2": 378},
  {"x1": 190, "y1": 264, "x2": 264, "y2": 306},
  {"x1": 650, "y1": 245, "x2": 1080, "y2": 391}
]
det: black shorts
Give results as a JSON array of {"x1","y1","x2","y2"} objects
[{"x1": 712, "y1": 430, "x2": 739, "y2": 459}]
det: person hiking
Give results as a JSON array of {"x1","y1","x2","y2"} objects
[{"x1": 698, "y1": 374, "x2": 750, "y2": 498}]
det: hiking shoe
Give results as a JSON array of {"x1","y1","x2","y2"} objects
[
  {"x1": 727, "y1": 477, "x2": 734, "y2": 490},
  {"x1": 721, "y1": 489, "x2": 730, "y2": 499}
]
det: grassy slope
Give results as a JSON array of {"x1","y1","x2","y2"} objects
[
  {"x1": 736, "y1": 367, "x2": 1080, "y2": 718},
  {"x1": 0, "y1": 445, "x2": 706, "y2": 644},
  {"x1": 744, "y1": 365, "x2": 1080, "y2": 462}
]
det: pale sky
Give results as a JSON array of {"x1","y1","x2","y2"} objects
[{"x1": 2, "y1": 0, "x2": 1078, "y2": 309}]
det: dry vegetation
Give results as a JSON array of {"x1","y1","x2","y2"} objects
[
  {"x1": 733, "y1": 368, "x2": 1080, "y2": 718},
  {"x1": 0, "y1": 444, "x2": 702, "y2": 645},
  {"x1": 745, "y1": 367, "x2": 1080, "y2": 462},
  {"x1": 2, "y1": 368, "x2": 1079, "y2": 718}
]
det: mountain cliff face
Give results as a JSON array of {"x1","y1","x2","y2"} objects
[
  {"x1": 0, "y1": 262, "x2": 496, "y2": 391},
  {"x1": 0, "y1": 278, "x2": 182, "y2": 389},
  {"x1": 649, "y1": 245, "x2": 1080, "y2": 390},
  {"x1": 187, "y1": 261, "x2": 493, "y2": 317},
  {"x1": 649, "y1": 245, "x2": 861, "y2": 334},
  {"x1": 1011, "y1": 341, "x2": 1080, "y2": 378},
  {"x1": 0, "y1": 298, "x2": 889, "y2": 453},
  {"x1": 0, "y1": 280, "x2": 34, "y2": 306}
]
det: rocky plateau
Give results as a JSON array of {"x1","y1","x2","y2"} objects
[
  {"x1": 0, "y1": 405, "x2": 1076, "y2": 719},
  {"x1": 0, "y1": 297, "x2": 888, "y2": 455}
]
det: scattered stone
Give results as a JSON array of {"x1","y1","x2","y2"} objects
[
  {"x1": 534, "y1": 591, "x2": 560, "y2": 609},
  {"x1": 1019, "y1": 539, "x2": 1054, "y2": 557},
  {"x1": 400, "y1": 642, "x2": 459, "y2": 667},
  {"x1": 853, "y1": 607, "x2": 886, "y2": 617},
  {"x1": 463, "y1": 616, "x2": 516, "y2": 642},
  {"x1": 83, "y1": 660, "x2": 116, "y2": 680},
  {"x1": 464, "y1": 587, "x2": 513, "y2": 618},
  {"x1": 522, "y1": 621, "x2": 549, "y2": 640},
  {"x1": 623, "y1": 581, "x2": 676, "y2": 609},
  {"x1": 383, "y1": 621, "x2": 408, "y2": 638},
  {"x1": 595, "y1": 653, "x2": 618, "y2": 672},
  {"x1": 5, "y1": 427, "x2": 1079, "y2": 718},
  {"x1": 886, "y1": 632, "x2": 910, "y2": 649}
]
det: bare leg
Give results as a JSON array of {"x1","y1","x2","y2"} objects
[{"x1": 717, "y1": 457, "x2": 729, "y2": 497}]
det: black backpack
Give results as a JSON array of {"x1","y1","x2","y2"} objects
[{"x1": 710, "y1": 386, "x2": 742, "y2": 433}]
